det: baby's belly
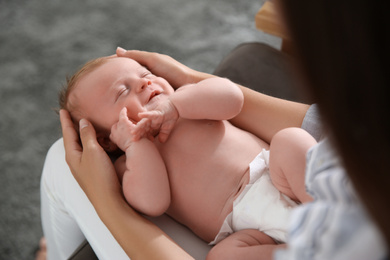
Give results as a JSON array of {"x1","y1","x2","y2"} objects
[
  {"x1": 166, "y1": 167, "x2": 251, "y2": 242},
  {"x1": 161, "y1": 119, "x2": 268, "y2": 241}
]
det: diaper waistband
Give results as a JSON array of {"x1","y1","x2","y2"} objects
[
  {"x1": 209, "y1": 149, "x2": 271, "y2": 245},
  {"x1": 249, "y1": 149, "x2": 270, "y2": 184}
]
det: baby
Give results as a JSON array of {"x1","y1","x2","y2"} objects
[{"x1": 60, "y1": 56, "x2": 316, "y2": 249}]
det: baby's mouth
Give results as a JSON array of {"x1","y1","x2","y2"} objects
[
  {"x1": 148, "y1": 90, "x2": 161, "y2": 102},
  {"x1": 145, "y1": 90, "x2": 163, "y2": 111},
  {"x1": 149, "y1": 93, "x2": 156, "y2": 102}
]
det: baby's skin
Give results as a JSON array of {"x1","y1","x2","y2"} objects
[
  {"x1": 70, "y1": 57, "x2": 272, "y2": 242},
  {"x1": 112, "y1": 108, "x2": 269, "y2": 242},
  {"x1": 109, "y1": 81, "x2": 269, "y2": 242}
]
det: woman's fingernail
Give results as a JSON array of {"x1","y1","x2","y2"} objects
[
  {"x1": 79, "y1": 118, "x2": 89, "y2": 129},
  {"x1": 116, "y1": 46, "x2": 126, "y2": 55}
]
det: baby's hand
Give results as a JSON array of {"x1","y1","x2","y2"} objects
[
  {"x1": 110, "y1": 108, "x2": 150, "y2": 151},
  {"x1": 138, "y1": 99, "x2": 179, "y2": 143}
]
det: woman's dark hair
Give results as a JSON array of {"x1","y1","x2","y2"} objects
[{"x1": 279, "y1": 0, "x2": 390, "y2": 246}]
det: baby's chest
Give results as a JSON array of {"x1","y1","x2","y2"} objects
[
  {"x1": 158, "y1": 119, "x2": 230, "y2": 176},
  {"x1": 159, "y1": 118, "x2": 264, "y2": 182},
  {"x1": 162, "y1": 119, "x2": 226, "y2": 153}
]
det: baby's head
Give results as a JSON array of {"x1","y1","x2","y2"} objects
[{"x1": 59, "y1": 56, "x2": 175, "y2": 152}]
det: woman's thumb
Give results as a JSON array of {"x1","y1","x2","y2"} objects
[
  {"x1": 79, "y1": 118, "x2": 97, "y2": 147},
  {"x1": 79, "y1": 118, "x2": 90, "y2": 131},
  {"x1": 116, "y1": 48, "x2": 149, "y2": 65}
]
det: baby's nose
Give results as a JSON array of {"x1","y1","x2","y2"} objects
[{"x1": 137, "y1": 79, "x2": 151, "y2": 92}]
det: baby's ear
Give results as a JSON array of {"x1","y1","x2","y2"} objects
[{"x1": 97, "y1": 133, "x2": 118, "y2": 152}]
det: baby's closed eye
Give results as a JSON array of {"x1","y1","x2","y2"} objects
[{"x1": 115, "y1": 86, "x2": 130, "y2": 102}]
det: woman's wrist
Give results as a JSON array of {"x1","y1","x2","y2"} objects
[
  {"x1": 186, "y1": 70, "x2": 215, "y2": 84},
  {"x1": 93, "y1": 187, "x2": 194, "y2": 260}
]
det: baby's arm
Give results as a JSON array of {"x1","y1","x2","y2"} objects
[
  {"x1": 207, "y1": 229, "x2": 283, "y2": 260},
  {"x1": 170, "y1": 77, "x2": 244, "y2": 120},
  {"x1": 110, "y1": 108, "x2": 170, "y2": 216},
  {"x1": 138, "y1": 78, "x2": 243, "y2": 142}
]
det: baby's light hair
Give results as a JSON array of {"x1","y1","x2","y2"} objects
[
  {"x1": 57, "y1": 55, "x2": 116, "y2": 140},
  {"x1": 58, "y1": 56, "x2": 113, "y2": 112}
]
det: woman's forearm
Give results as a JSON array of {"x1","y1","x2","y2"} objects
[
  {"x1": 95, "y1": 191, "x2": 193, "y2": 260},
  {"x1": 231, "y1": 86, "x2": 309, "y2": 143},
  {"x1": 186, "y1": 71, "x2": 309, "y2": 143},
  {"x1": 184, "y1": 71, "x2": 309, "y2": 143},
  {"x1": 115, "y1": 49, "x2": 310, "y2": 143}
]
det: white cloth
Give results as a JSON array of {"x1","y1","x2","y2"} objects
[
  {"x1": 210, "y1": 150, "x2": 297, "y2": 245},
  {"x1": 40, "y1": 138, "x2": 211, "y2": 260},
  {"x1": 41, "y1": 139, "x2": 129, "y2": 259}
]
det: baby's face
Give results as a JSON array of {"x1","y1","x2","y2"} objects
[{"x1": 70, "y1": 57, "x2": 174, "y2": 133}]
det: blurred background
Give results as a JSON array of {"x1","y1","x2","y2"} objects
[{"x1": 0, "y1": 0, "x2": 280, "y2": 259}]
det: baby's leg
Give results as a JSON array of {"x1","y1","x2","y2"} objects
[{"x1": 269, "y1": 127, "x2": 317, "y2": 203}]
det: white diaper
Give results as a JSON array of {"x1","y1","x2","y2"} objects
[{"x1": 210, "y1": 149, "x2": 297, "y2": 245}]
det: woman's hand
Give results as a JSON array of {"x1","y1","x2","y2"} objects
[
  {"x1": 60, "y1": 110, "x2": 193, "y2": 260},
  {"x1": 60, "y1": 110, "x2": 122, "y2": 203},
  {"x1": 116, "y1": 47, "x2": 214, "y2": 88}
]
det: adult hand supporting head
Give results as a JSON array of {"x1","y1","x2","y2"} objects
[
  {"x1": 59, "y1": 109, "x2": 121, "y2": 203},
  {"x1": 116, "y1": 47, "x2": 214, "y2": 88},
  {"x1": 60, "y1": 110, "x2": 193, "y2": 260}
]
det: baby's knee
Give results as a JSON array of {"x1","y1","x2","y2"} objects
[
  {"x1": 273, "y1": 127, "x2": 305, "y2": 142},
  {"x1": 271, "y1": 127, "x2": 316, "y2": 152}
]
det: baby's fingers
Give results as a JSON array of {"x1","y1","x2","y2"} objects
[
  {"x1": 119, "y1": 107, "x2": 129, "y2": 122},
  {"x1": 158, "y1": 132, "x2": 169, "y2": 143},
  {"x1": 110, "y1": 123, "x2": 118, "y2": 136},
  {"x1": 134, "y1": 118, "x2": 151, "y2": 131},
  {"x1": 139, "y1": 111, "x2": 163, "y2": 129},
  {"x1": 138, "y1": 111, "x2": 157, "y2": 120},
  {"x1": 131, "y1": 118, "x2": 150, "y2": 141},
  {"x1": 158, "y1": 123, "x2": 175, "y2": 143},
  {"x1": 116, "y1": 108, "x2": 137, "y2": 131}
]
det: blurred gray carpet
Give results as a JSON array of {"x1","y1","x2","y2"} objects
[{"x1": 0, "y1": 0, "x2": 280, "y2": 259}]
